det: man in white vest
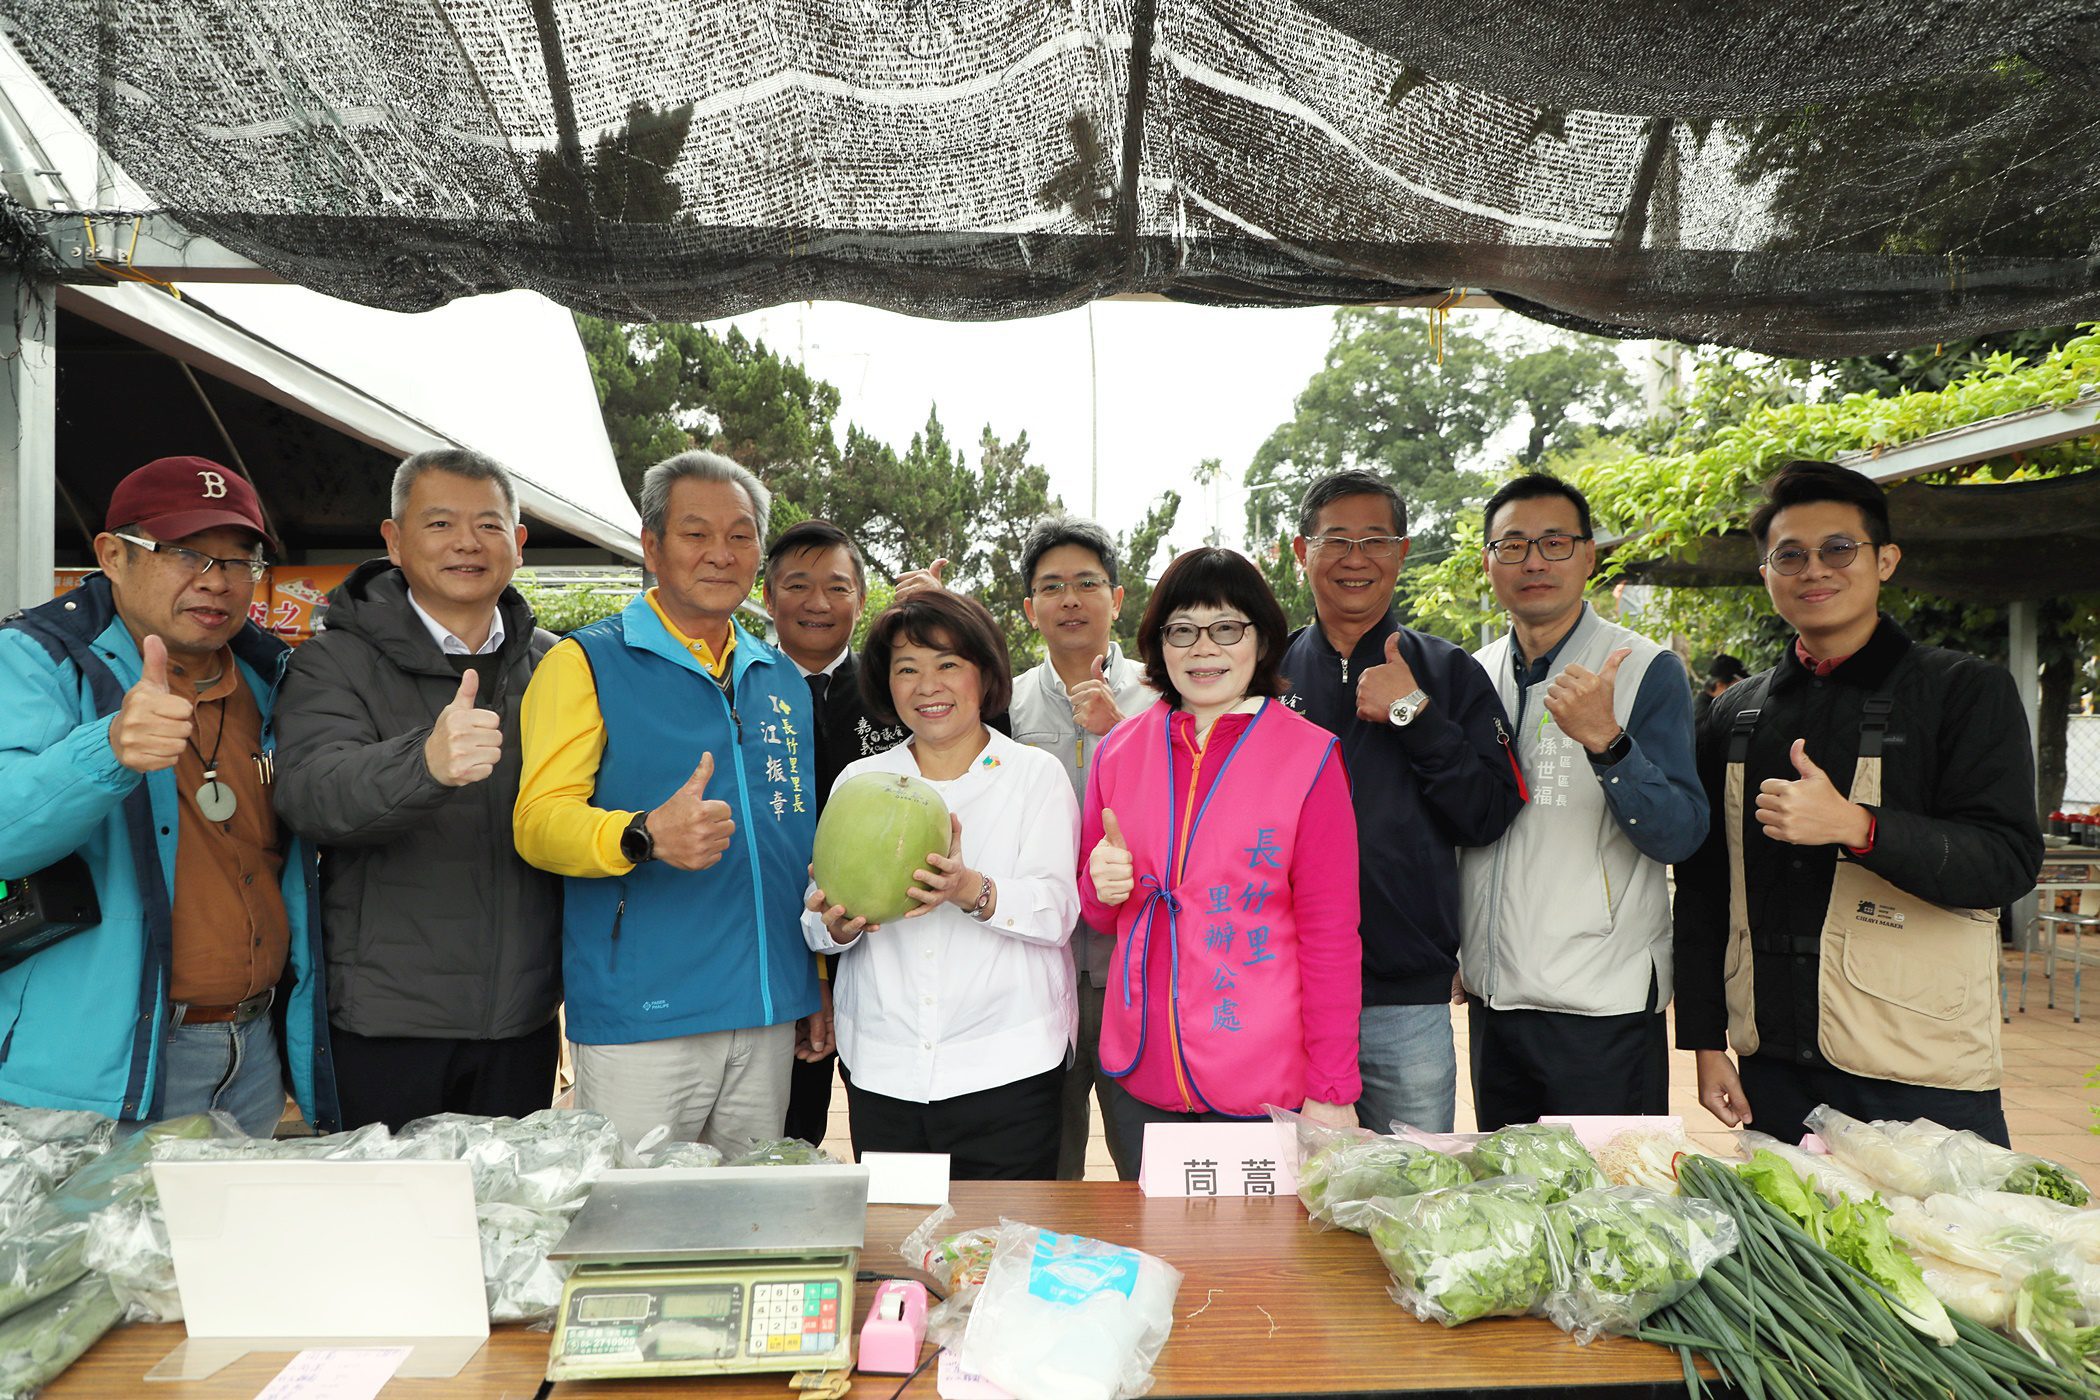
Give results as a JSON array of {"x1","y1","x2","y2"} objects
[{"x1": 1459, "y1": 473, "x2": 1707, "y2": 1130}]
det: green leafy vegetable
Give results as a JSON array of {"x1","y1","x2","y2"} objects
[
  {"x1": 1369, "y1": 1180, "x2": 1553, "y2": 1326},
  {"x1": 1299, "y1": 1137, "x2": 1470, "y2": 1232},
  {"x1": 1464, "y1": 1125, "x2": 1605, "y2": 1204},
  {"x1": 1544, "y1": 1187, "x2": 1736, "y2": 1339},
  {"x1": 2006, "y1": 1159, "x2": 2092, "y2": 1207}
]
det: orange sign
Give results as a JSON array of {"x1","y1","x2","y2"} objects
[{"x1": 53, "y1": 565, "x2": 356, "y2": 646}]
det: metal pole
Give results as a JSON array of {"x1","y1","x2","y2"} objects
[
  {"x1": 1087, "y1": 303, "x2": 1099, "y2": 518},
  {"x1": 0, "y1": 269, "x2": 57, "y2": 619}
]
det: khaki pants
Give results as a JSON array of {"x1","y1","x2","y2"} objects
[{"x1": 572, "y1": 1022, "x2": 795, "y2": 1153}]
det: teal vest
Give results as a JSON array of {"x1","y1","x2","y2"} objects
[{"x1": 561, "y1": 602, "x2": 819, "y2": 1044}]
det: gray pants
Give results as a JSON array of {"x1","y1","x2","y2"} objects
[
  {"x1": 1055, "y1": 978, "x2": 1126, "y2": 1179},
  {"x1": 573, "y1": 1022, "x2": 795, "y2": 1154}
]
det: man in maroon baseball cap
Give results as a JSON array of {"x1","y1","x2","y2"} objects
[{"x1": 0, "y1": 455, "x2": 337, "y2": 1137}]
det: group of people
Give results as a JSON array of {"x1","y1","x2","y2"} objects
[{"x1": 0, "y1": 446, "x2": 2041, "y2": 1172}]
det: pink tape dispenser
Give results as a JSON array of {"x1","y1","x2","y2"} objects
[{"x1": 857, "y1": 1278, "x2": 929, "y2": 1374}]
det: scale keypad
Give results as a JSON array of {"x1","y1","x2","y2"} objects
[{"x1": 747, "y1": 1280, "x2": 840, "y2": 1355}]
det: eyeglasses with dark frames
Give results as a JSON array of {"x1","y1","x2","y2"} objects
[
  {"x1": 1762, "y1": 538, "x2": 1870, "y2": 576},
  {"x1": 114, "y1": 534, "x2": 270, "y2": 583},
  {"x1": 1486, "y1": 533, "x2": 1591, "y2": 565},
  {"x1": 1307, "y1": 534, "x2": 1406, "y2": 561},
  {"x1": 1161, "y1": 619, "x2": 1251, "y2": 648}
]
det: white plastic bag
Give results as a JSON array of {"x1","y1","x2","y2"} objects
[
  {"x1": 956, "y1": 1220, "x2": 1182, "y2": 1400},
  {"x1": 1541, "y1": 1186, "x2": 1738, "y2": 1343}
]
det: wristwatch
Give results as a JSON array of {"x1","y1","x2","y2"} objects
[
  {"x1": 1387, "y1": 690, "x2": 1430, "y2": 727},
  {"x1": 1594, "y1": 729, "x2": 1634, "y2": 767},
  {"x1": 620, "y1": 811, "x2": 656, "y2": 865}
]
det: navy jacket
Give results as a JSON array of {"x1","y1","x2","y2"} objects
[{"x1": 1280, "y1": 612, "x2": 1525, "y2": 1004}]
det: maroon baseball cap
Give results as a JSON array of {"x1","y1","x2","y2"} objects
[{"x1": 105, "y1": 456, "x2": 275, "y2": 550}]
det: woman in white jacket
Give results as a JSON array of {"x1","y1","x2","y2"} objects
[{"x1": 804, "y1": 590, "x2": 1079, "y2": 1179}]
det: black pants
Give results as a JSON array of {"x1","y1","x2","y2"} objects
[
  {"x1": 1738, "y1": 1054, "x2": 2010, "y2": 1148},
  {"x1": 1468, "y1": 997, "x2": 1668, "y2": 1132},
  {"x1": 841, "y1": 1064, "x2": 1064, "y2": 1180},
  {"x1": 784, "y1": 1050, "x2": 837, "y2": 1145},
  {"x1": 331, "y1": 1019, "x2": 562, "y2": 1132},
  {"x1": 1099, "y1": 1077, "x2": 1249, "y2": 1182}
]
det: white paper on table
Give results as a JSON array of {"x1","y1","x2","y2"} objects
[
  {"x1": 936, "y1": 1348, "x2": 1015, "y2": 1399},
  {"x1": 251, "y1": 1347, "x2": 410, "y2": 1400},
  {"x1": 862, "y1": 1151, "x2": 951, "y2": 1205},
  {"x1": 1137, "y1": 1121, "x2": 1298, "y2": 1197}
]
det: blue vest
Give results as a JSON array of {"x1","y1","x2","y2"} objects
[{"x1": 561, "y1": 600, "x2": 820, "y2": 1044}]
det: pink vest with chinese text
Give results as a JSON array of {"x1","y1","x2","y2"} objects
[{"x1": 1093, "y1": 699, "x2": 1339, "y2": 1116}]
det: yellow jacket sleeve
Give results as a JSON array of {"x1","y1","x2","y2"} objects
[{"x1": 514, "y1": 638, "x2": 639, "y2": 878}]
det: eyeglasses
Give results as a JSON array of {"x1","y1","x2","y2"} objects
[
  {"x1": 1486, "y1": 533, "x2": 1590, "y2": 565},
  {"x1": 115, "y1": 534, "x2": 269, "y2": 582},
  {"x1": 1161, "y1": 619, "x2": 1251, "y2": 648},
  {"x1": 1307, "y1": 534, "x2": 1406, "y2": 561},
  {"x1": 1763, "y1": 538, "x2": 1870, "y2": 576},
  {"x1": 1033, "y1": 576, "x2": 1111, "y2": 599}
]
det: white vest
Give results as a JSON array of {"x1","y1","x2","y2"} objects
[{"x1": 1460, "y1": 607, "x2": 1674, "y2": 1016}]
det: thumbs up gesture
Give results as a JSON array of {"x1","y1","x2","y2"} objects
[
  {"x1": 1755, "y1": 739, "x2": 1874, "y2": 848},
  {"x1": 1068, "y1": 653, "x2": 1126, "y2": 737},
  {"x1": 892, "y1": 557, "x2": 949, "y2": 601},
  {"x1": 424, "y1": 668, "x2": 504, "y2": 787},
  {"x1": 110, "y1": 634, "x2": 195, "y2": 774},
  {"x1": 1355, "y1": 632, "x2": 1428, "y2": 725},
  {"x1": 647, "y1": 752, "x2": 738, "y2": 870},
  {"x1": 1544, "y1": 646, "x2": 1631, "y2": 753},
  {"x1": 1089, "y1": 808, "x2": 1135, "y2": 906}
]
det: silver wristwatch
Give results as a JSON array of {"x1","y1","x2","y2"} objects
[{"x1": 1388, "y1": 690, "x2": 1430, "y2": 727}]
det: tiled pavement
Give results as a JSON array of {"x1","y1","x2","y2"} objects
[{"x1": 812, "y1": 949, "x2": 2100, "y2": 1179}]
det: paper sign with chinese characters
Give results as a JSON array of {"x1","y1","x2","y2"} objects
[{"x1": 1137, "y1": 1122, "x2": 1298, "y2": 1198}]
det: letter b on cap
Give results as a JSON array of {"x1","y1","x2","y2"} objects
[{"x1": 197, "y1": 470, "x2": 227, "y2": 499}]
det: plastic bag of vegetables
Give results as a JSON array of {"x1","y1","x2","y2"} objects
[
  {"x1": 1271, "y1": 1104, "x2": 1470, "y2": 1232},
  {"x1": 1593, "y1": 1129, "x2": 1691, "y2": 1194},
  {"x1": 1977, "y1": 1190, "x2": 2100, "y2": 1266},
  {"x1": 1367, "y1": 1177, "x2": 1554, "y2": 1326},
  {"x1": 1887, "y1": 1193, "x2": 2054, "y2": 1276},
  {"x1": 1734, "y1": 1131, "x2": 1885, "y2": 1207},
  {"x1": 1541, "y1": 1186, "x2": 1738, "y2": 1343},
  {"x1": 0, "y1": 1273, "x2": 123, "y2": 1399},
  {"x1": 1463, "y1": 1124, "x2": 1605, "y2": 1204},
  {"x1": 1805, "y1": 1107, "x2": 2090, "y2": 1206}
]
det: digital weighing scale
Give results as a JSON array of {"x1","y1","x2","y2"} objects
[{"x1": 544, "y1": 1163, "x2": 869, "y2": 1382}]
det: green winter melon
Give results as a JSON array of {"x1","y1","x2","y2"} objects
[{"x1": 812, "y1": 772, "x2": 951, "y2": 924}]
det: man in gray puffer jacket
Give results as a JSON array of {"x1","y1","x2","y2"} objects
[{"x1": 275, "y1": 449, "x2": 562, "y2": 1129}]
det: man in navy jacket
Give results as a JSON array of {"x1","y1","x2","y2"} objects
[{"x1": 1279, "y1": 471, "x2": 1524, "y2": 1133}]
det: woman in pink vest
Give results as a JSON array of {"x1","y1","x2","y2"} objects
[{"x1": 1080, "y1": 547, "x2": 1362, "y2": 1180}]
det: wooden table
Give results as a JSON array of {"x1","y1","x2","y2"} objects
[{"x1": 45, "y1": 1183, "x2": 1709, "y2": 1399}]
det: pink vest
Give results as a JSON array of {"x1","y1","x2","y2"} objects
[{"x1": 1093, "y1": 699, "x2": 1340, "y2": 1116}]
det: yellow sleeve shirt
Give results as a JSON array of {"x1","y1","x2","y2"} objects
[{"x1": 513, "y1": 592, "x2": 735, "y2": 879}]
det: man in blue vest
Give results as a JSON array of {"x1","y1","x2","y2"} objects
[
  {"x1": 516, "y1": 451, "x2": 819, "y2": 1150},
  {"x1": 0, "y1": 456, "x2": 337, "y2": 1136}
]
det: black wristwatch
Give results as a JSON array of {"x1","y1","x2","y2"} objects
[
  {"x1": 620, "y1": 811, "x2": 656, "y2": 865},
  {"x1": 1593, "y1": 729, "x2": 1634, "y2": 768}
]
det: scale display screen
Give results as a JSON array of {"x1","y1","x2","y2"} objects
[
  {"x1": 576, "y1": 1293, "x2": 651, "y2": 1323},
  {"x1": 664, "y1": 1289, "x2": 734, "y2": 1319}
]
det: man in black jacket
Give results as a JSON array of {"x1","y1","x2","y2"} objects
[
  {"x1": 761, "y1": 520, "x2": 906, "y2": 1143},
  {"x1": 1278, "y1": 471, "x2": 1525, "y2": 1133},
  {"x1": 275, "y1": 449, "x2": 563, "y2": 1129},
  {"x1": 1674, "y1": 461, "x2": 2041, "y2": 1146}
]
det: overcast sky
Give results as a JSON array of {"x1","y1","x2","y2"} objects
[{"x1": 714, "y1": 299, "x2": 1353, "y2": 567}]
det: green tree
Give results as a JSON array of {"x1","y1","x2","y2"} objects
[{"x1": 1112, "y1": 489, "x2": 1182, "y2": 651}]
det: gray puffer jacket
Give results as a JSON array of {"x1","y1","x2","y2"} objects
[{"x1": 273, "y1": 561, "x2": 561, "y2": 1040}]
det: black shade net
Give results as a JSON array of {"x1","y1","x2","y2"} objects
[{"x1": 4, "y1": 0, "x2": 2098, "y2": 353}]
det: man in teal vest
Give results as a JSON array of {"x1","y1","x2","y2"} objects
[{"x1": 516, "y1": 451, "x2": 820, "y2": 1150}]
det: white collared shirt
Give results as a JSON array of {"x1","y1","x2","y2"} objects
[
  {"x1": 792, "y1": 646, "x2": 850, "y2": 681},
  {"x1": 803, "y1": 728, "x2": 1080, "y2": 1103},
  {"x1": 407, "y1": 590, "x2": 505, "y2": 657}
]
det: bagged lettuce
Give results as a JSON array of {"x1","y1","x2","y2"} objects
[
  {"x1": 1300, "y1": 1136, "x2": 1470, "y2": 1232},
  {"x1": 1368, "y1": 1177, "x2": 1553, "y2": 1326},
  {"x1": 1542, "y1": 1185, "x2": 1737, "y2": 1343},
  {"x1": 1464, "y1": 1124, "x2": 1604, "y2": 1204}
]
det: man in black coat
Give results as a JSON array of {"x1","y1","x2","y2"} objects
[
  {"x1": 275, "y1": 449, "x2": 565, "y2": 1130},
  {"x1": 762, "y1": 521, "x2": 908, "y2": 1144},
  {"x1": 1674, "y1": 461, "x2": 2041, "y2": 1146}
]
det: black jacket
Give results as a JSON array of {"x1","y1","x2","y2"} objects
[
  {"x1": 809, "y1": 651, "x2": 909, "y2": 812},
  {"x1": 1279, "y1": 612, "x2": 1525, "y2": 1004},
  {"x1": 1673, "y1": 617, "x2": 2042, "y2": 1060},
  {"x1": 273, "y1": 562, "x2": 562, "y2": 1040}
]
